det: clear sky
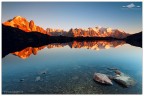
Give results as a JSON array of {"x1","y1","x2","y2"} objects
[{"x1": 2, "y1": 2, "x2": 142, "y2": 33}]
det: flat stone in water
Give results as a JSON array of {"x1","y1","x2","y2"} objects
[
  {"x1": 114, "y1": 72, "x2": 136, "y2": 87},
  {"x1": 93, "y1": 73, "x2": 113, "y2": 85}
]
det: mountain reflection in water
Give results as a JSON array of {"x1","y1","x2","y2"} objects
[{"x1": 12, "y1": 40, "x2": 126, "y2": 59}]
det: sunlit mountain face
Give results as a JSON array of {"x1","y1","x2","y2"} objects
[
  {"x1": 47, "y1": 27, "x2": 129, "y2": 39},
  {"x1": 3, "y1": 16, "x2": 130, "y2": 39},
  {"x1": 12, "y1": 40, "x2": 126, "y2": 59},
  {"x1": 3, "y1": 16, "x2": 47, "y2": 34}
]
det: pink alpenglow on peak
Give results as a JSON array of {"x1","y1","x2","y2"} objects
[{"x1": 3, "y1": 16, "x2": 130, "y2": 39}]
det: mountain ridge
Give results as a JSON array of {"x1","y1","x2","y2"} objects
[{"x1": 3, "y1": 16, "x2": 130, "y2": 39}]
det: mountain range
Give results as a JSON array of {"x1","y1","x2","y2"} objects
[
  {"x1": 2, "y1": 16, "x2": 142, "y2": 58},
  {"x1": 3, "y1": 16, "x2": 130, "y2": 39}
]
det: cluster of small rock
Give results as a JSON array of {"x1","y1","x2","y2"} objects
[{"x1": 20, "y1": 70, "x2": 47, "y2": 82}]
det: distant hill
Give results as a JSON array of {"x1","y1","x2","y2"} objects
[{"x1": 126, "y1": 32, "x2": 142, "y2": 47}]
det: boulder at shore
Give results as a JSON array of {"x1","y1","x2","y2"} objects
[{"x1": 93, "y1": 73, "x2": 113, "y2": 85}]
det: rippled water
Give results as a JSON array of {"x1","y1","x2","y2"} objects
[{"x1": 2, "y1": 41, "x2": 142, "y2": 94}]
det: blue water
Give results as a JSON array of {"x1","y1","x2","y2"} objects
[{"x1": 2, "y1": 43, "x2": 142, "y2": 94}]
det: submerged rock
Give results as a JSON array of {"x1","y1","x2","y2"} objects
[
  {"x1": 39, "y1": 70, "x2": 47, "y2": 75},
  {"x1": 93, "y1": 68, "x2": 136, "y2": 88},
  {"x1": 72, "y1": 76, "x2": 79, "y2": 80},
  {"x1": 93, "y1": 73, "x2": 113, "y2": 85},
  {"x1": 20, "y1": 79, "x2": 24, "y2": 82},
  {"x1": 107, "y1": 68, "x2": 118, "y2": 70},
  {"x1": 107, "y1": 75, "x2": 115, "y2": 80},
  {"x1": 114, "y1": 72, "x2": 136, "y2": 87},
  {"x1": 35, "y1": 76, "x2": 41, "y2": 81},
  {"x1": 114, "y1": 70, "x2": 121, "y2": 75}
]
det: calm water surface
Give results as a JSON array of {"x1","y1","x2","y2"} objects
[{"x1": 2, "y1": 41, "x2": 142, "y2": 94}]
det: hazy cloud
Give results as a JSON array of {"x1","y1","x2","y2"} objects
[
  {"x1": 126, "y1": 3, "x2": 135, "y2": 8},
  {"x1": 122, "y1": 3, "x2": 141, "y2": 8}
]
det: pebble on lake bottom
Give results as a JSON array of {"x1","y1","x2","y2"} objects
[
  {"x1": 20, "y1": 79, "x2": 24, "y2": 82},
  {"x1": 35, "y1": 76, "x2": 41, "y2": 81}
]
